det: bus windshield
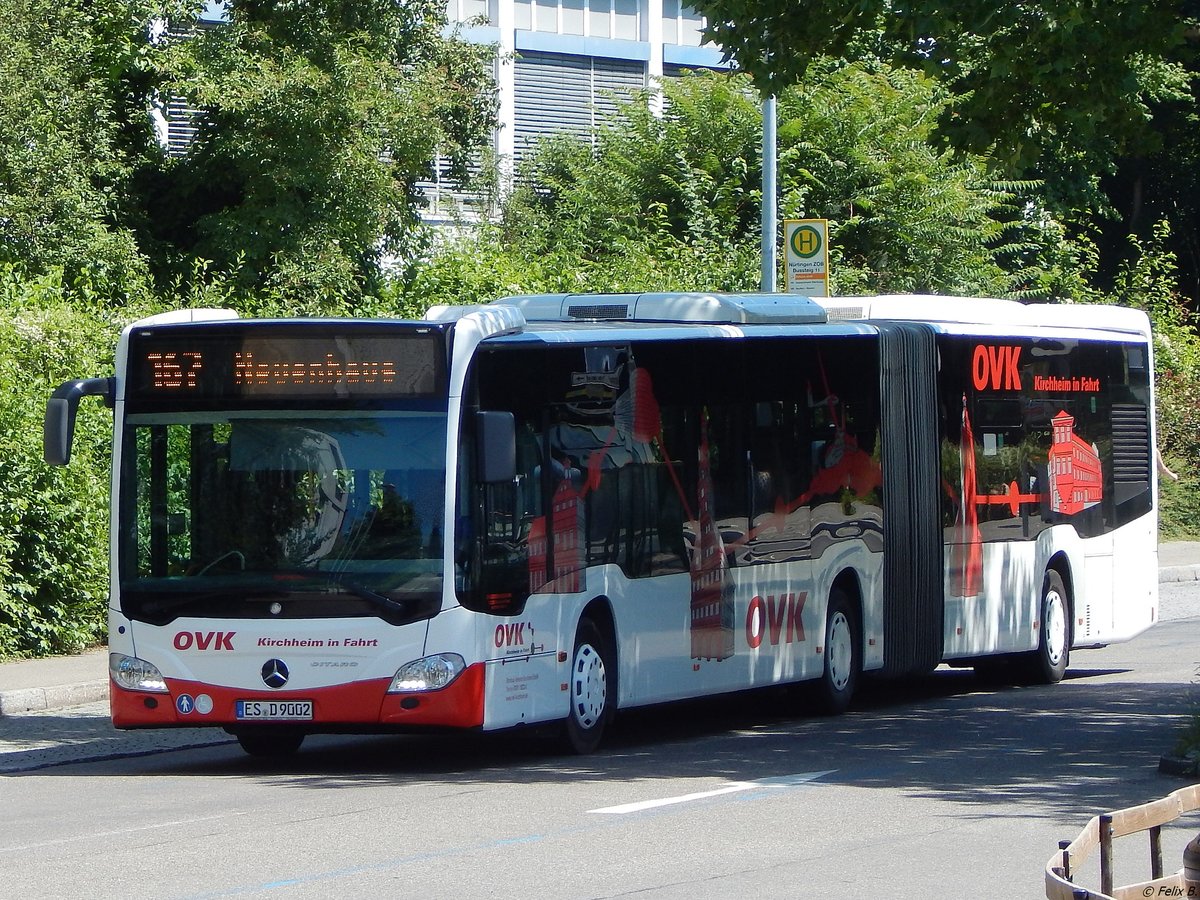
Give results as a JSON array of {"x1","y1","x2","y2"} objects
[{"x1": 120, "y1": 410, "x2": 447, "y2": 625}]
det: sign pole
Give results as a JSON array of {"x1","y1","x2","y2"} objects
[{"x1": 761, "y1": 95, "x2": 777, "y2": 293}]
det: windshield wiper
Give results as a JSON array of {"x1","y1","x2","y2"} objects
[{"x1": 315, "y1": 574, "x2": 411, "y2": 615}]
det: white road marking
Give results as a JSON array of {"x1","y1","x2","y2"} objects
[{"x1": 588, "y1": 770, "x2": 834, "y2": 815}]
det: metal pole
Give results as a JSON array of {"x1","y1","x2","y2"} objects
[
  {"x1": 760, "y1": 95, "x2": 777, "y2": 292},
  {"x1": 1100, "y1": 813, "x2": 1114, "y2": 897}
]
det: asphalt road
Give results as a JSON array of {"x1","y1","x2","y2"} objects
[{"x1": 2, "y1": 580, "x2": 1199, "y2": 899}]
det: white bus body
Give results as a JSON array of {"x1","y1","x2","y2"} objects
[{"x1": 44, "y1": 293, "x2": 1158, "y2": 755}]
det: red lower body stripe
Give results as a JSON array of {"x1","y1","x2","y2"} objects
[{"x1": 110, "y1": 663, "x2": 485, "y2": 731}]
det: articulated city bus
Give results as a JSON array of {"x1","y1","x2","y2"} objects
[{"x1": 44, "y1": 293, "x2": 1159, "y2": 756}]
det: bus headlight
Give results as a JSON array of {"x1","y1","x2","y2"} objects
[
  {"x1": 109, "y1": 653, "x2": 168, "y2": 693},
  {"x1": 388, "y1": 654, "x2": 465, "y2": 693}
]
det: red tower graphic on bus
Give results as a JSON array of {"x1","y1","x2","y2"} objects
[
  {"x1": 951, "y1": 402, "x2": 1105, "y2": 599},
  {"x1": 527, "y1": 478, "x2": 583, "y2": 595},
  {"x1": 690, "y1": 413, "x2": 734, "y2": 661},
  {"x1": 1046, "y1": 410, "x2": 1103, "y2": 515}
]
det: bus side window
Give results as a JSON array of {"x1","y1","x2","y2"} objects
[{"x1": 653, "y1": 401, "x2": 694, "y2": 575}]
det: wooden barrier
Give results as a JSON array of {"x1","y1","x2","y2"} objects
[{"x1": 1046, "y1": 784, "x2": 1200, "y2": 899}]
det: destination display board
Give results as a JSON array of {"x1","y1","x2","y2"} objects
[{"x1": 127, "y1": 326, "x2": 445, "y2": 405}]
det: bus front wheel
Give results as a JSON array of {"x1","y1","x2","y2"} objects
[
  {"x1": 234, "y1": 729, "x2": 305, "y2": 758},
  {"x1": 563, "y1": 618, "x2": 614, "y2": 754}
]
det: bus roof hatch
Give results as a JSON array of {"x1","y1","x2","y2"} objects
[{"x1": 492, "y1": 292, "x2": 828, "y2": 325}]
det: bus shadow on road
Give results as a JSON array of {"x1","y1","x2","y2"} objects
[{"x1": 108, "y1": 664, "x2": 1195, "y2": 825}]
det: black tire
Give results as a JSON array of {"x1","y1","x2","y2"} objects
[
  {"x1": 1023, "y1": 569, "x2": 1070, "y2": 684},
  {"x1": 563, "y1": 618, "x2": 614, "y2": 754},
  {"x1": 813, "y1": 589, "x2": 859, "y2": 716},
  {"x1": 235, "y1": 729, "x2": 305, "y2": 758}
]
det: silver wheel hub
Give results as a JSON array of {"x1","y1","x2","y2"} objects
[
  {"x1": 827, "y1": 611, "x2": 853, "y2": 692},
  {"x1": 571, "y1": 642, "x2": 606, "y2": 729},
  {"x1": 1044, "y1": 589, "x2": 1067, "y2": 665}
]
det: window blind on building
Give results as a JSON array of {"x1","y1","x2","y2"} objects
[{"x1": 513, "y1": 51, "x2": 645, "y2": 165}]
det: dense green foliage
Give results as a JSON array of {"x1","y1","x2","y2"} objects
[
  {"x1": 0, "y1": 0, "x2": 496, "y2": 310},
  {"x1": 690, "y1": 0, "x2": 1194, "y2": 176},
  {"x1": 142, "y1": 0, "x2": 497, "y2": 306},
  {"x1": 690, "y1": 0, "x2": 1200, "y2": 297},
  {"x1": 0, "y1": 0, "x2": 158, "y2": 304},
  {"x1": 0, "y1": 271, "x2": 129, "y2": 656},
  {"x1": 404, "y1": 68, "x2": 1085, "y2": 305}
]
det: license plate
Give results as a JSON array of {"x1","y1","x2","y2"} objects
[{"x1": 235, "y1": 700, "x2": 313, "y2": 721}]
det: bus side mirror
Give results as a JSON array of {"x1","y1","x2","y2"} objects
[
  {"x1": 476, "y1": 410, "x2": 516, "y2": 484},
  {"x1": 44, "y1": 377, "x2": 114, "y2": 466}
]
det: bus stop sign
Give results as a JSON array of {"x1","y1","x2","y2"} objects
[{"x1": 784, "y1": 219, "x2": 829, "y2": 297}]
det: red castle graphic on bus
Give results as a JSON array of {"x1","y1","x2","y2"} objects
[
  {"x1": 527, "y1": 477, "x2": 584, "y2": 595},
  {"x1": 951, "y1": 401, "x2": 1103, "y2": 597},
  {"x1": 1046, "y1": 410, "x2": 1103, "y2": 515}
]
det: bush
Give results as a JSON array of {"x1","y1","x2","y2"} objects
[
  {"x1": 401, "y1": 66, "x2": 1099, "y2": 309},
  {"x1": 0, "y1": 269, "x2": 129, "y2": 656},
  {"x1": 1101, "y1": 221, "x2": 1200, "y2": 539}
]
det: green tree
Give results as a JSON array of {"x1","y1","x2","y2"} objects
[
  {"x1": 0, "y1": 270, "x2": 121, "y2": 656},
  {"x1": 0, "y1": 0, "x2": 158, "y2": 304},
  {"x1": 408, "y1": 67, "x2": 1080, "y2": 306},
  {"x1": 690, "y1": 0, "x2": 1193, "y2": 176},
  {"x1": 688, "y1": 0, "x2": 1200, "y2": 312},
  {"x1": 1061, "y1": 219, "x2": 1200, "y2": 538},
  {"x1": 774, "y1": 61, "x2": 1011, "y2": 295},
  {"x1": 1098, "y1": 33, "x2": 1200, "y2": 302},
  {"x1": 141, "y1": 0, "x2": 498, "y2": 308}
]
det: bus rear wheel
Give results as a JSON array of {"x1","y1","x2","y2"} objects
[
  {"x1": 563, "y1": 618, "x2": 614, "y2": 755},
  {"x1": 234, "y1": 729, "x2": 305, "y2": 758},
  {"x1": 813, "y1": 589, "x2": 859, "y2": 716},
  {"x1": 1023, "y1": 569, "x2": 1070, "y2": 684}
]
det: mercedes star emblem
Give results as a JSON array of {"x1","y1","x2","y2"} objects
[{"x1": 261, "y1": 658, "x2": 289, "y2": 689}]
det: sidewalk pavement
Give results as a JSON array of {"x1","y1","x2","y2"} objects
[
  {"x1": 1157, "y1": 540, "x2": 1200, "y2": 582},
  {"x1": 2, "y1": 542, "x2": 1199, "y2": 719},
  {"x1": 0, "y1": 648, "x2": 110, "y2": 718}
]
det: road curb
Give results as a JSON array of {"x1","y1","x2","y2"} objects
[
  {"x1": 1160, "y1": 565, "x2": 1200, "y2": 584},
  {"x1": 0, "y1": 682, "x2": 109, "y2": 718}
]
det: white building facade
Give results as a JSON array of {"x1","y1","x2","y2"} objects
[
  {"x1": 446, "y1": 0, "x2": 723, "y2": 163},
  {"x1": 422, "y1": 0, "x2": 727, "y2": 219}
]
